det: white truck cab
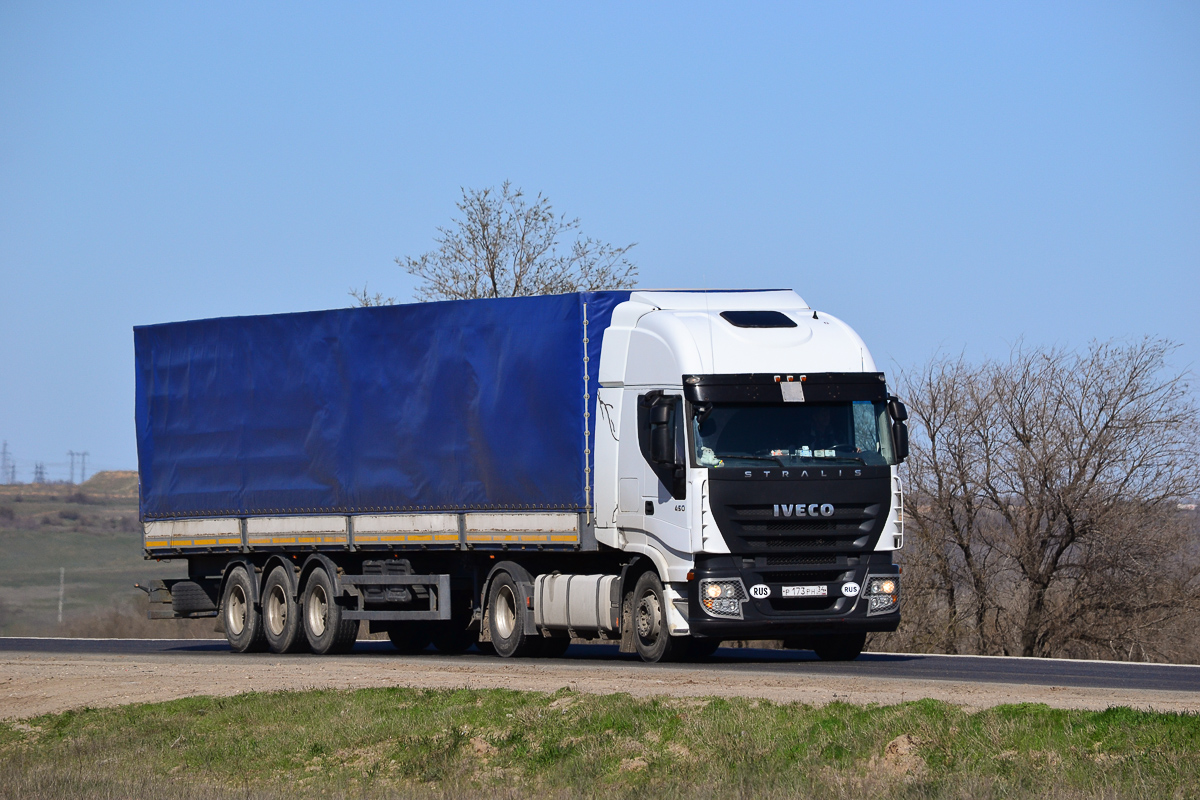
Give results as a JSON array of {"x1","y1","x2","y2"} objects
[{"x1": 592, "y1": 290, "x2": 906, "y2": 657}]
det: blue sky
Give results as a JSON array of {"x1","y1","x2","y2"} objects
[{"x1": 1, "y1": 2, "x2": 1197, "y2": 478}]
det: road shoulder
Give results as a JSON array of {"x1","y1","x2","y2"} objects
[{"x1": 3, "y1": 650, "x2": 1198, "y2": 719}]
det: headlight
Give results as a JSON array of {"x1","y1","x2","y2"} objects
[
  {"x1": 868, "y1": 578, "x2": 897, "y2": 596},
  {"x1": 698, "y1": 579, "x2": 747, "y2": 619}
]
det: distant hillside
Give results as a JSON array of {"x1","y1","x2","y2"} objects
[{"x1": 80, "y1": 470, "x2": 139, "y2": 498}]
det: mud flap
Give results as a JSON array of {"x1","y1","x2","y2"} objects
[
  {"x1": 618, "y1": 589, "x2": 636, "y2": 653},
  {"x1": 664, "y1": 583, "x2": 690, "y2": 635}
]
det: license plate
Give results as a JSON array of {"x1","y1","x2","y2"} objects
[{"x1": 782, "y1": 585, "x2": 827, "y2": 598}]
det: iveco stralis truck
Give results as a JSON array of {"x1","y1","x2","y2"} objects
[{"x1": 135, "y1": 289, "x2": 908, "y2": 662}]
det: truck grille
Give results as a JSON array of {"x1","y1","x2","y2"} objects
[
  {"x1": 764, "y1": 554, "x2": 843, "y2": 566},
  {"x1": 708, "y1": 479, "x2": 890, "y2": 557},
  {"x1": 760, "y1": 570, "x2": 846, "y2": 583}
]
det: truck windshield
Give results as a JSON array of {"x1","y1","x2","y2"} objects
[{"x1": 692, "y1": 401, "x2": 897, "y2": 468}]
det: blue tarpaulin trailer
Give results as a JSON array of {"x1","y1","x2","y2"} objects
[{"x1": 134, "y1": 291, "x2": 630, "y2": 521}]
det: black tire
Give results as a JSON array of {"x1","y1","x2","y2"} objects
[
  {"x1": 812, "y1": 632, "x2": 866, "y2": 661},
  {"x1": 686, "y1": 637, "x2": 722, "y2": 660},
  {"x1": 631, "y1": 571, "x2": 683, "y2": 663},
  {"x1": 301, "y1": 567, "x2": 359, "y2": 655},
  {"x1": 222, "y1": 566, "x2": 267, "y2": 653},
  {"x1": 387, "y1": 623, "x2": 432, "y2": 654},
  {"x1": 486, "y1": 570, "x2": 540, "y2": 658},
  {"x1": 172, "y1": 581, "x2": 217, "y2": 615},
  {"x1": 262, "y1": 566, "x2": 306, "y2": 654},
  {"x1": 536, "y1": 636, "x2": 571, "y2": 659}
]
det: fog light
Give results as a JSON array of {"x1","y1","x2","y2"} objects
[
  {"x1": 699, "y1": 579, "x2": 748, "y2": 619},
  {"x1": 864, "y1": 573, "x2": 900, "y2": 616}
]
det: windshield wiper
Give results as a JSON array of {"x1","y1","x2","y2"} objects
[{"x1": 720, "y1": 454, "x2": 786, "y2": 467}]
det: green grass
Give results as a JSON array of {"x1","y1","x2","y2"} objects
[{"x1": 2, "y1": 688, "x2": 1198, "y2": 799}]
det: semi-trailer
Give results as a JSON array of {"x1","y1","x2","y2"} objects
[{"x1": 135, "y1": 289, "x2": 908, "y2": 662}]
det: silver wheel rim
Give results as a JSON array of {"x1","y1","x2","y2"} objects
[
  {"x1": 494, "y1": 584, "x2": 517, "y2": 640},
  {"x1": 226, "y1": 584, "x2": 247, "y2": 636},
  {"x1": 307, "y1": 583, "x2": 328, "y2": 637},
  {"x1": 266, "y1": 584, "x2": 287, "y2": 637},
  {"x1": 636, "y1": 589, "x2": 662, "y2": 644}
]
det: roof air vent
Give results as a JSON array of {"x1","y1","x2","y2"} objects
[{"x1": 719, "y1": 310, "x2": 798, "y2": 329}]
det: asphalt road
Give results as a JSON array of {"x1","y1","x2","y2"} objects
[{"x1": 3, "y1": 637, "x2": 1198, "y2": 693}]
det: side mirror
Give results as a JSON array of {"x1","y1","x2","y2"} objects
[
  {"x1": 888, "y1": 397, "x2": 909, "y2": 422},
  {"x1": 892, "y1": 420, "x2": 910, "y2": 462}
]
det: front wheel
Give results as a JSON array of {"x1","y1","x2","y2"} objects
[
  {"x1": 301, "y1": 567, "x2": 359, "y2": 655},
  {"x1": 812, "y1": 632, "x2": 866, "y2": 661},
  {"x1": 631, "y1": 571, "x2": 683, "y2": 663}
]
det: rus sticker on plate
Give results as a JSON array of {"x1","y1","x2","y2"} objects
[{"x1": 782, "y1": 585, "x2": 828, "y2": 598}]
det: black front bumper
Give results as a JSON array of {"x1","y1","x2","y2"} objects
[{"x1": 687, "y1": 553, "x2": 901, "y2": 639}]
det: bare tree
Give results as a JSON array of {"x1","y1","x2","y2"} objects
[
  {"x1": 363, "y1": 182, "x2": 637, "y2": 304},
  {"x1": 348, "y1": 283, "x2": 396, "y2": 307},
  {"x1": 881, "y1": 339, "x2": 1200, "y2": 661}
]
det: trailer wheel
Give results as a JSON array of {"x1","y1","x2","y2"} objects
[
  {"x1": 486, "y1": 571, "x2": 540, "y2": 658},
  {"x1": 222, "y1": 566, "x2": 267, "y2": 653},
  {"x1": 812, "y1": 632, "x2": 866, "y2": 661},
  {"x1": 631, "y1": 571, "x2": 682, "y2": 663},
  {"x1": 301, "y1": 567, "x2": 359, "y2": 655},
  {"x1": 386, "y1": 623, "x2": 431, "y2": 654},
  {"x1": 262, "y1": 566, "x2": 306, "y2": 654}
]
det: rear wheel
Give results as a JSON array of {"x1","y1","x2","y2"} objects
[
  {"x1": 222, "y1": 566, "x2": 267, "y2": 653},
  {"x1": 631, "y1": 571, "x2": 683, "y2": 663},
  {"x1": 262, "y1": 566, "x2": 306, "y2": 654},
  {"x1": 812, "y1": 632, "x2": 866, "y2": 661},
  {"x1": 301, "y1": 567, "x2": 359, "y2": 655},
  {"x1": 487, "y1": 569, "x2": 540, "y2": 658}
]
